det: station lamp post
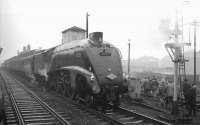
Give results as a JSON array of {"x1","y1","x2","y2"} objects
[
  {"x1": 192, "y1": 20, "x2": 198, "y2": 85},
  {"x1": 127, "y1": 39, "x2": 131, "y2": 77}
]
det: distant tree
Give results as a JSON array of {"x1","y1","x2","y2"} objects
[{"x1": 0, "y1": 48, "x2": 2, "y2": 55}]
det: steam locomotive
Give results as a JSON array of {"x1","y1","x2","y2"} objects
[{"x1": 3, "y1": 32, "x2": 124, "y2": 108}]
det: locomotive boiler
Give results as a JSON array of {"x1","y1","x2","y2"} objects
[{"x1": 3, "y1": 32, "x2": 124, "y2": 108}]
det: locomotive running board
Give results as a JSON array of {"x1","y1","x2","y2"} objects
[{"x1": 57, "y1": 66, "x2": 92, "y2": 76}]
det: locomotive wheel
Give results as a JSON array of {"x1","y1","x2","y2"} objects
[
  {"x1": 66, "y1": 84, "x2": 77, "y2": 100},
  {"x1": 51, "y1": 73, "x2": 57, "y2": 91},
  {"x1": 60, "y1": 72, "x2": 67, "y2": 95},
  {"x1": 113, "y1": 90, "x2": 120, "y2": 109},
  {"x1": 55, "y1": 83, "x2": 61, "y2": 93},
  {"x1": 60, "y1": 71, "x2": 77, "y2": 100},
  {"x1": 64, "y1": 84, "x2": 71, "y2": 97},
  {"x1": 113, "y1": 98, "x2": 120, "y2": 109},
  {"x1": 75, "y1": 75, "x2": 93, "y2": 104},
  {"x1": 47, "y1": 73, "x2": 56, "y2": 90},
  {"x1": 55, "y1": 71, "x2": 69, "y2": 96},
  {"x1": 85, "y1": 94, "x2": 94, "y2": 107},
  {"x1": 55, "y1": 72, "x2": 63, "y2": 94},
  {"x1": 71, "y1": 91, "x2": 78, "y2": 101}
]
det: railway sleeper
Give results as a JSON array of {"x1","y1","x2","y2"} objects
[
  {"x1": 23, "y1": 114, "x2": 52, "y2": 119},
  {"x1": 22, "y1": 112, "x2": 50, "y2": 116},
  {"x1": 25, "y1": 117, "x2": 56, "y2": 123}
]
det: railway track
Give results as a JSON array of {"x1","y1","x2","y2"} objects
[
  {"x1": 4, "y1": 90, "x2": 18, "y2": 125},
  {"x1": 54, "y1": 92, "x2": 172, "y2": 125},
  {"x1": 2, "y1": 70, "x2": 172, "y2": 125},
  {"x1": 90, "y1": 105, "x2": 171, "y2": 125},
  {"x1": 50, "y1": 95, "x2": 172, "y2": 125},
  {"x1": 1, "y1": 71, "x2": 71, "y2": 125},
  {"x1": 122, "y1": 98, "x2": 168, "y2": 113}
]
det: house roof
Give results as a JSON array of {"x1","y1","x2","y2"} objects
[{"x1": 62, "y1": 26, "x2": 86, "y2": 33}]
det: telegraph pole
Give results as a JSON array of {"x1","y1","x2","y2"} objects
[
  {"x1": 86, "y1": 12, "x2": 90, "y2": 38},
  {"x1": 127, "y1": 39, "x2": 131, "y2": 77},
  {"x1": 193, "y1": 20, "x2": 197, "y2": 85},
  {"x1": 189, "y1": 26, "x2": 191, "y2": 43},
  {"x1": 182, "y1": 16, "x2": 184, "y2": 41},
  {"x1": 182, "y1": 0, "x2": 190, "y2": 41}
]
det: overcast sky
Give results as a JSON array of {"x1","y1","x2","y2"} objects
[{"x1": 1, "y1": 0, "x2": 200, "y2": 61}]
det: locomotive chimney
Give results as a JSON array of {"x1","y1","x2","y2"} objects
[{"x1": 89, "y1": 32, "x2": 103, "y2": 45}]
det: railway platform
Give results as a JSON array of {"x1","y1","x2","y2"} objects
[
  {"x1": 158, "y1": 96, "x2": 200, "y2": 124},
  {"x1": 124, "y1": 94, "x2": 200, "y2": 124},
  {"x1": 141, "y1": 96, "x2": 200, "y2": 124},
  {"x1": 158, "y1": 111, "x2": 193, "y2": 124}
]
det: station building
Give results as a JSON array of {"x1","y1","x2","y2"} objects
[{"x1": 62, "y1": 26, "x2": 86, "y2": 44}]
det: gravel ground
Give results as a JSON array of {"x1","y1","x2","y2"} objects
[
  {"x1": 121, "y1": 96, "x2": 169, "y2": 120},
  {"x1": 6, "y1": 71, "x2": 110, "y2": 125},
  {"x1": 121, "y1": 95, "x2": 200, "y2": 125},
  {"x1": 7, "y1": 70, "x2": 200, "y2": 125}
]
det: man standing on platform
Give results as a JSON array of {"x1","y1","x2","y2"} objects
[
  {"x1": 188, "y1": 84, "x2": 196, "y2": 116},
  {"x1": 183, "y1": 79, "x2": 191, "y2": 114}
]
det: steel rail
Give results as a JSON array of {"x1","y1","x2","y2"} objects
[
  {"x1": 124, "y1": 100, "x2": 167, "y2": 113},
  {"x1": 118, "y1": 106, "x2": 171, "y2": 125},
  {"x1": 80, "y1": 102, "x2": 171, "y2": 125},
  {"x1": 2, "y1": 70, "x2": 172, "y2": 125},
  {"x1": 1, "y1": 71, "x2": 71, "y2": 125},
  {"x1": 7, "y1": 86, "x2": 26, "y2": 125},
  {"x1": 17, "y1": 80, "x2": 71, "y2": 125},
  {"x1": 48, "y1": 81, "x2": 172, "y2": 125},
  {"x1": 62, "y1": 94, "x2": 172, "y2": 125}
]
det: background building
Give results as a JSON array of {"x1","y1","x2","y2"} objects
[{"x1": 62, "y1": 26, "x2": 86, "y2": 44}]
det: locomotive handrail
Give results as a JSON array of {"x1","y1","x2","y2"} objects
[{"x1": 58, "y1": 66, "x2": 92, "y2": 76}]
